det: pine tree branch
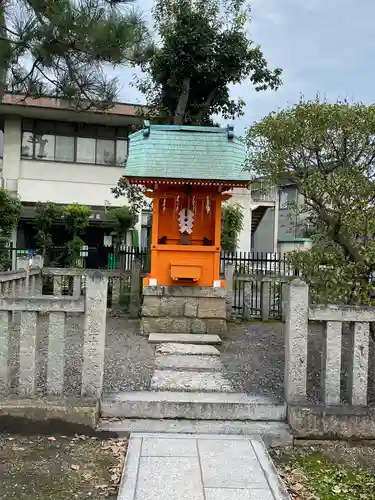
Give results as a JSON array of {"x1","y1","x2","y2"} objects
[{"x1": 1, "y1": 24, "x2": 21, "y2": 38}]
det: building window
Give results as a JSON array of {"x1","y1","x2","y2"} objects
[
  {"x1": 21, "y1": 119, "x2": 129, "y2": 165},
  {"x1": 279, "y1": 188, "x2": 295, "y2": 209}
]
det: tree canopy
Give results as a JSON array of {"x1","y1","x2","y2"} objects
[
  {"x1": 0, "y1": 187, "x2": 21, "y2": 270},
  {"x1": 0, "y1": 0, "x2": 151, "y2": 107},
  {"x1": 245, "y1": 99, "x2": 375, "y2": 304},
  {"x1": 135, "y1": 0, "x2": 282, "y2": 125}
]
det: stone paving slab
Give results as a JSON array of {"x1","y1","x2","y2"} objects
[
  {"x1": 148, "y1": 333, "x2": 222, "y2": 345},
  {"x1": 117, "y1": 433, "x2": 290, "y2": 500},
  {"x1": 155, "y1": 354, "x2": 222, "y2": 371},
  {"x1": 155, "y1": 343, "x2": 221, "y2": 356},
  {"x1": 151, "y1": 370, "x2": 234, "y2": 392}
]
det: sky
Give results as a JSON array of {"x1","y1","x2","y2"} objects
[{"x1": 113, "y1": 0, "x2": 375, "y2": 135}]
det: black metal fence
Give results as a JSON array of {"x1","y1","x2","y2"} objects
[
  {"x1": 1, "y1": 246, "x2": 149, "y2": 272},
  {"x1": 220, "y1": 252, "x2": 295, "y2": 320},
  {"x1": 220, "y1": 251, "x2": 293, "y2": 276},
  {"x1": 2, "y1": 246, "x2": 294, "y2": 319}
]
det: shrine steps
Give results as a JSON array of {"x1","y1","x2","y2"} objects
[
  {"x1": 99, "y1": 337, "x2": 292, "y2": 445},
  {"x1": 101, "y1": 391, "x2": 286, "y2": 422},
  {"x1": 97, "y1": 417, "x2": 292, "y2": 446},
  {"x1": 148, "y1": 333, "x2": 222, "y2": 345}
]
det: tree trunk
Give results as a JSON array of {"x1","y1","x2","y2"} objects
[
  {"x1": 193, "y1": 87, "x2": 217, "y2": 124},
  {"x1": 173, "y1": 77, "x2": 190, "y2": 125},
  {"x1": 0, "y1": 3, "x2": 8, "y2": 102}
]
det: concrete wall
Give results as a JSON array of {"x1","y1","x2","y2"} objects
[{"x1": 252, "y1": 207, "x2": 275, "y2": 254}]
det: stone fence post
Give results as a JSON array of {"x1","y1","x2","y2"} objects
[
  {"x1": 225, "y1": 263, "x2": 234, "y2": 319},
  {"x1": 129, "y1": 261, "x2": 141, "y2": 318},
  {"x1": 81, "y1": 271, "x2": 108, "y2": 398},
  {"x1": 281, "y1": 281, "x2": 288, "y2": 322},
  {"x1": 53, "y1": 276, "x2": 63, "y2": 296},
  {"x1": 243, "y1": 280, "x2": 252, "y2": 320},
  {"x1": 260, "y1": 279, "x2": 270, "y2": 321},
  {"x1": 284, "y1": 278, "x2": 309, "y2": 403}
]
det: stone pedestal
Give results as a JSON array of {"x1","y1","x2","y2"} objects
[{"x1": 140, "y1": 286, "x2": 227, "y2": 335}]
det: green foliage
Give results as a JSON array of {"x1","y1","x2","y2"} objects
[
  {"x1": 135, "y1": 0, "x2": 282, "y2": 125},
  {"x1": 0, "y1": 188, "x2": 21, "y2": 270},
  {"x1": 279, "y1": 449, "x2": 375, "y2": 500},
  {"x1": 0, "y1": 0, "x2": 151, "y2": 106},
  {"x1": 63, "y1": 204, "x2": 91, "y2": 236},
  {"x1": 221, "y1": 203, "x2": 244, "y2": 252},
  {"x1": 112, "y1": 179, "x2": 150, "y2": 214},
  {"x1": 34, "y1": 201, "x2": 63, "y2": 256},
  {"x1": 110, "y1": 205, "x2": 138, "y2": 255},
  {"x1": 62, "y1": 204, "x2": 91, "y2": 267},
  {"x1": 110, "y1": 206, "x2": 138, "y2": 238},
  {"x1": 245, "y1": 98, "x2": 375, "y2": 304}
]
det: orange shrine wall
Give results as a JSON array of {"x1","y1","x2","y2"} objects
[
  {"x1": 147, "y1": 247, "x2": 221, "y2": 287},
  {"x1": 144, "y1": 189, "x2": 227, "y2": 287},
  {"x1": 157, "y1": 197, "x2": 215, "y2": 245}
]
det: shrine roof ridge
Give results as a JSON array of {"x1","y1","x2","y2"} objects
[
  {"x1": 129, "y1": 123, "x2": 239, "y2": 138},
  {"x1": 125, "y1": 123, "x2": 250, "y2": 183}
]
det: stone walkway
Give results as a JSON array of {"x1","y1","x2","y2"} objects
[{"x1": 118, "y1": 433, "x2": 290, "y2": 500}]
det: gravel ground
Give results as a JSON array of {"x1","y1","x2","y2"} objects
[
  {"x1": 219, "y1": 321, "x2": 285, "y2": 399},
  {"x1": 103, "y1": 316, "x2": 155, "y2": 394}
]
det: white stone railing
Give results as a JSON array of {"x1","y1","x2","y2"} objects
[
  {"x1": 0, "y1": 272, "x2": 108, "y2": 399},
  {"x1": 0, "y1": 267, "x2": 42, "y2": 296},
  {"x1": 284, "y1": 279, "x2": 374, "y2": 407},
  {"x1": 42, "y1": 266, "x2": 141, "y2": 315}
]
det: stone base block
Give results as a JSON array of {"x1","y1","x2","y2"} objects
[
  {"x1": 0, "y1": 397, "x2": 99, "y2": 431},
  {"x1": 288, "y1": 404, "x2": 375, "y2": 439},
  {"x1": 141, "y1": 316, "x2": 227, "y2": 335},
  {"x1": 141, "y1": 286, "x2": 227, "y2": 334}
]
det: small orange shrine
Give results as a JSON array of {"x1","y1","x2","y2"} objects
[{"x1": 125, "y1": 123, "x2": 250, "y2": 288}]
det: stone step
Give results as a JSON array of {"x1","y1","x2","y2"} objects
[
  {"x1": 101, "y1": 391, "x2": 286, "y2": 421},
  {"x1": 155, "y1": 343, "x2": 221, "y2": 356},
  {"x1": 155, "y1": 354, "x2": 222, "y2": 371},
  {"x1": 148, "y1": 333, "x2": 222, "y2": 345},
  {"x1": 98, "y1": 418, "x2": 293, "y2": 446},
  {"x1": 151, "y1": 370, "x2": 234, "y2": 392}
]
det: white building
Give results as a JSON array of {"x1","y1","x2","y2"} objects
[{"x1": 0, "y1": 93, "x2": 148, "y2": 262}]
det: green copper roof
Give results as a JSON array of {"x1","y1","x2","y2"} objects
[{"x1": 125, "y1": 124, "x2": 250, "y2": 182}]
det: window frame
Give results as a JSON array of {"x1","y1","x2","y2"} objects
[{"x1": 20, "y1": 119, "x2": 129, "y2": 166}]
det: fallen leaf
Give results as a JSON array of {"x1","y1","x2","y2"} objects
[
  {"x1": 47, "y1": 436, "x2": 57, "y2": 441},
  {"x1": 71, "y1": 464, "x2": 80, "y2": 471}
]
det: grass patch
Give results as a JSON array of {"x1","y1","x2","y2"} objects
[
  {"x1": 272, "y1": 444, "x2": 375, "y2": 500},
  {"x1": 0, "y1": 433, "x2": 127, "y2": 500}
]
